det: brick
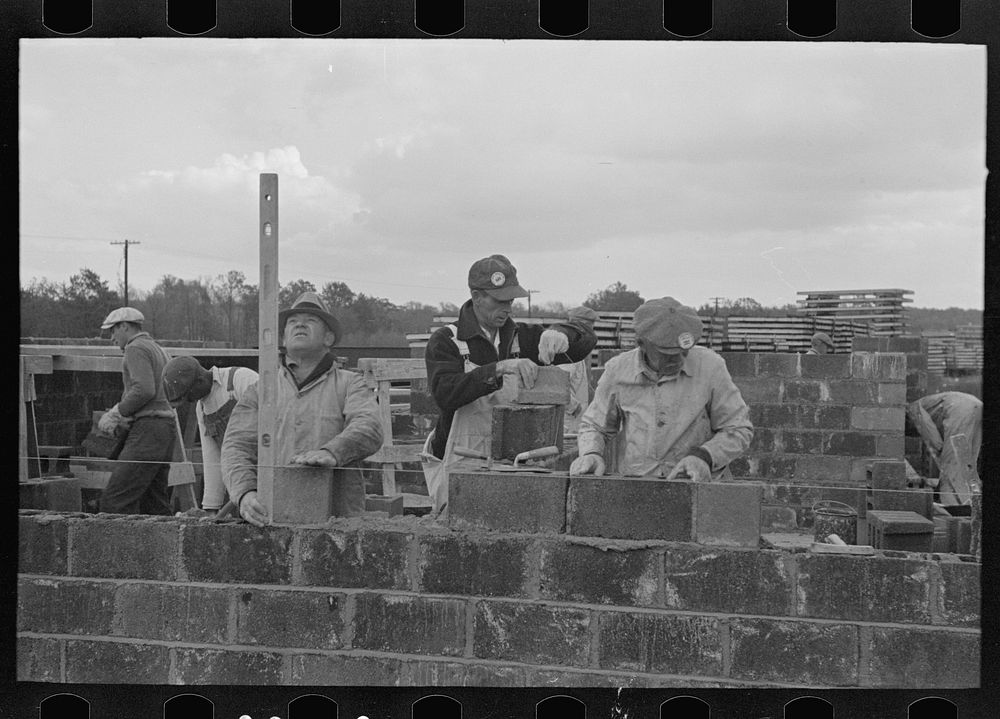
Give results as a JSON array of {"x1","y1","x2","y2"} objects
[
  {"x1": 757, "y1": 353, "x2": 800, "y2": 377},
  {"x1": 69, "y1": 516, "x2": 179, "y2": 581},
  {"x1": 419, "y1": 534, "x2": 531, "y2": 597},
  {"x1": 851, "y1": 337, "x2": 888, "y2": 352},
  {"x1": 871, "y1": 487, "x2": 932, "y2": 517},
  {"x1": 538, "y1": 542, "x2": 658, "y2": 606},
  {"x1": 18, "y1": 578, "x2": 116, "y2": 635},
  {"x1": 826, "y1": 380, "x2": 877, "y2": 405},
  {"x1": 663, "y1": 547, "x2": 792, "y2": 615},
  {"x1": 823, "y1": 432, "x2": 877, "y2": 457},
  {"x1": 491, "y1": 404, "x2": 564, "y2": 459},
  {"x1": 449, "y1": 472, "x2": 567, "y2": 533},
  {"x1": 801, "y1": 354, "x2": 851, "y2": 379},
  {"x1": 887, "y1": 336, "x2": 925, "y2": 353},
  {"x1": 782, "y1": 380, "x2": 823, "y2": 403},
  {"x1": 568, "y1": 477, "x2": 692, "y2": 541},
  {"x1": 65, "y1": 640, "x2": 170, "y2": 683},
  {"x1": 937, "y1": 560, "x2": 979, "y2": 627},
  {"x1": 795, "y1": 554, "x2": 932, "y2": 623},
  {"x1": 850, "y1": 407, "x2": 904, "y2": 431},
  {"x1": 354, "y1": 593, "x2": 465, "y2": 656},
  {"x1": 174, "y1": 647, "x2": 285, "y2": 684},
  {"x1": 720, "y1": 352, "x2": 757, "y2": 377},
  {"x1": 19, "y1": 477, "x2": 82, "y2": 512},
  {"x1": 474, "y1": 600, "x2": 591, "y2": 666},
  {"x1": 402, "y1": 660, "x2": 527, "y2": 687},
  {"x1": 729, "y1": 619, "x2": 858, "y2": 686},
  {"x1": 114, "y1": 583, "x2": 229, "y2": 643},
  {"x1": 182, "y1": 522, "x2": 294, "y2": 584},
  {"x1": 867, "y1": 511, "x2": 934, "y2": 552},
  {"x1": 235, "y1": 589, "x2": 346, "y2": 649},
  {"x1": 365, "y1": 494, "x2": 404, "y2": 516},
  {"x1": 516, "y1": 366, "x2": 570, "y2": 405},
  {"x1": 695, "y1": 481, "x2": 762, "y2": 547},
  {"x1": 290, "y1": 654, "x2": 403, "y2": 685},
  {"x1": 877, "y1": 382, "x2": 908, "y2": 406},
  {"x1": 19, "y1": 513, "x2": 68, "y2": 575},
  {"x1": 732, "y1": 376, "x2": 782, "y2": 403},
  {"x1": 875, "y1": 433, "x2": 905, "y2": 458},
  {"x1": 299, "y1": 527, "x2": 410, "y2": 590},
  {"x1": 793, "y1": 455, "x2": 852, "y2": 483},
  {"x1": 868, "y1": 628, "x2": 979, "y2": 687},
  {"x1": 16, "y1": 636, "x2": 62, "y2": 682},
  {"x1": 598, "y1": 611, "x2": 722, "y2": 675},
  {"x1": 851, "y1": 353, "x2": 906, "y2": 381}
]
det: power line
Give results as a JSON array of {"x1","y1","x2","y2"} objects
[{"x1": 110, "y1": 240, "x2": 140, "y2": 305}]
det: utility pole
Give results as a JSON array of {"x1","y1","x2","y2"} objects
[
  {"x1": 526, "y1": 289, "x2": 537, "y2": 318},
  {"x1": 110, "y1": 239, "x2": 140, "y2": 305},
  {"x1": 709, "y1": 296, "x2": 725, "y2": 316}
]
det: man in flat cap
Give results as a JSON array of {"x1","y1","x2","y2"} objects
[
  {"x1": 221, "y1": 292, "x2": 383, "y2": 527},
  {"x1": 162, "y1": 356, "x2": 258, "y2": 514},
  {"x1": 97, "y1": 306, "x2": 177, "y2": 515},
  {"x1": 807, "y1": 332, "x2": 835, "y2": 355},
  {"x1": 422, "y1": 255, "x2": 598, "y2": 517},
  {"x1": 570, "y1": 297, "x2": 752, "y2": 481}
]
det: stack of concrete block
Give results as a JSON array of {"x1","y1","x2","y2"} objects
[
  {"x1": 491, "y1": 368, "x2": 571, "y2": 460},
  {"x1": 868, "y1": 460, "x2": 932, "y2": 517},
  {"x1": 867, "y1": 510, "x2": 934, "y2": 553}
]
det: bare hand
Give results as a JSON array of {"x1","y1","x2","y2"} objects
[
  {"x1": 538, "y1": 329, "x2": 570, "y2": 365},
  {"x1": 497, "y1": 358, "x2": 538, "y2": 388},
  {"x1": 290, "y1": 449, "x2": 337, "y2": 467},
  {"x1": 569, "y1": 453, "x2": 606, "y2": 476},
  {"x1": 238, "y1": 490, "x2": 269, "y2": 527},
  {"x1": 666, "y1": 455, "x2": 711, "y2": 482},
  {"x1": 97, "y1": 406, "x2": 122, "y2": 435}
]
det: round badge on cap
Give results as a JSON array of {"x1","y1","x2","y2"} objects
[
  {"x1": 678, "y1": 332, "x2": 695, "y2": 350},
  {"x1": 490, "y1": 271, "x2": 506, "y2": 287}
]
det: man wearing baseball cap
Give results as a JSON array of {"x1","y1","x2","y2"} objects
[
  {"x1": 570, "y1": 297, "x2": 752, "y2": 481},
  {"x1": 97, "y1": 306, "x2": 177, "y2": 514},
  {"x1": 561, "y1": 306, "x2": 600, "y2": 433},
  {"x1": 221, "y1": 291, "x2": 383, "y2": 527},
  {"x1": 422, "y1": 255, "x2": 598, "y2": 517},
  {"x1": 162, "y1": 356, "x2": 259, "y2": 514},
  {"x1": 807, "y1": 332, "x2": 835, "y2": 355}
]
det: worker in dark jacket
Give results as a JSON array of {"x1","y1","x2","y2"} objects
[{"x1": 422, "y1": 254, "x2": 597, "y2": 517}]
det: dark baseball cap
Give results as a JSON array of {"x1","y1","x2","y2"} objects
[{"x1": 468, "y1": 255, "x2": 530, "y2": 301}]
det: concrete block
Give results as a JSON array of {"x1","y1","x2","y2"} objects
[
  {"x1": 474, "y1": 600, "x2": 591, "y2": 666},
  {"x1": 761, "y1": 505, "x2": 799, "y2": 531},
  {"x1": 877, "y1": 382, "x2": 908, "y2": 406},
  {"x1": 937, "y1": 560, "x2": 980, "y2": 626},
  {"x1": 801, "y1": 354, "x2": 851, "y2": 379},
  {"x1": 449, "y1": 471, "x2": 568, "y2": 533},
  {"x1": 17, "y1": 577, "x2": 117, "y2": 635},
  {"x1": 782, "y1": 379, "x2": 823, "y2": 403},
  {"x1": 182, "y1": 522, "x2": 294, "y2": 584},
  {"x1": 782, "y1": 430, "x2": 824, "y2": 454},
  {"x1": 114, "y1": 584, "x2": 229, "y2": 643},
  {"x1": 419, "y1": 534, "x2": 532, "y2": 598},
  {"x1": 65, "y1": 640, "x2": 171, "y2": 684},
  {"x1": 663, "y1": 547, "x2": 792, "y2": 615},
  {"x1": 876, "y1": 433, "x2": 906, "y2": 458},
  {"x1": 868, "y1": 628, "x2": 979, "y2": 688},
  {"x1": 235, "y1": 589, "x2": 347, "y2": 649},
  {"x1": 695, "y1": 481, "x2": 762, "y2": 547},
  {"x1": 19, "y1": 477, "x2": 82, "y2": 512},
  {"x1": 491, "y1": 403, "x2": 564, "y2": 459},
  {"x1": 720, "y1": 352, "x2": 757, "y2": 377},
  {"x1": 567, "y1": 476, "x2": 693, "y2": 541},
  {"x1": 291, "y1": 654, "x2": 403, "y2": 685},
  {"x1": 538, "y1": 541, "x2": 659, "y2": 607},
  {"x1": 299, "y1": 527, "x2": 410, "y2": 590},
  {"x1": 729, "y1": 619, "x2": 858, "y2": 685},
  {"x1": 851, "y1": 407, "x2": 905, "y2": 431},
  {"x1": 823, "y1": 431, "x2": 877, "y2": 457},
  {"x1": 19, "y1": 513, "x2": 68, "y2": 575},
  {"x1": 173, "y1": 647, "x2": 284, "y2": 685},
  {"x1": 70, "y1": 516, "x2": 179, "y2": 581},
  {"x1": 732, "y1": 376, "x2": 782, "y2": 403},
  {"x1": 365, "y1": 494, "x2": 404, "y2": 516},
  {"x1": 598, "y1": 611, "x2": 722, "y2": 675},
  {"x1": 516, "y1": 366, "x2": 570, "y2": 405},
  {"x1": 793, "y1": 455, "x2": 852, "y2": 482},
  {"x1": 868, "y1": 460, "x2": 906, "y2": 491},
  {"x1": 757, "y1": 353, "x2": 800, "y2": 377},
  {"x1": 749, "y1": 428, "x2": 777, "y2": 453},
  {"x1": 871, "y1": 487, "x2": 932, "y2": 517},
  {"x1": 971, "y1": 492, "x2": 981, "y2": 561},
  {"x1": 272, "y1": 466, "x2": 333, "y2": 524},
  {"x1": 904, "y1": 352, "x2": 927, "y2": 370},
  {"x1": 852, "y1": 337, "x2": 889, "y2": 352},
  {"x1": 851, "y1": 352, "x2": 907, "y2": 381},
  {"x1": 16, "y1": 636, "x2": 62, "y2": 682},
  {"x1": 955, "y1": 517, "x2": 972, "y2": 555},
  {"x1": 826, "y1": 380, "x2": 878, "y2": 405},
  {"x1": 866, "y1": 510, "x2": 933, "y2": 552},
  {"x1": 887, "y1": 336, "x2": 925, "y2": 353},
  {"x1": 353, "y1": 593, "x2": 466, "y2": 656}
]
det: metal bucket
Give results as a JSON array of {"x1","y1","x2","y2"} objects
[{"x1": 812, "y1": 500, "x2": 858, "y2": 545}]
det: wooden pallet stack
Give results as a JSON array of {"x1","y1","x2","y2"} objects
[
  {"x1": 921, "y1": 330, "x2": 955, "y2": 375},
  {"x1": 951, "y1": 324, "x2": 983, "y2": 373},
  {"x1": 796, "y1": 288, "x2": 912, "y2": 336}
]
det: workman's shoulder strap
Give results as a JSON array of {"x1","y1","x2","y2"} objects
[
  {"x1": 226, "y1": 366, "x2": 237, "y2": 393},
  {"x1": 445, "y1": 324, "x2": 470, "y2": 360}
]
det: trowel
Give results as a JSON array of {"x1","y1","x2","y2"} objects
[{"x1": 453, "y1": 445, "x2": 559, "y2": 473}]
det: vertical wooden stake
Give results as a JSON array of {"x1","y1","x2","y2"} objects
[
  {"x1": 19, "y1": 356, "x2": 28, "y2": 481},
  {"x1": 258, "y1": 174, "x2": 279, "y2": 519}
]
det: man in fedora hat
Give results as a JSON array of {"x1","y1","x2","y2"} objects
[
  {"x1": 221, "y1": 291, "x2": 383, "y2": 527},
  {"x1": 422, "y1": 255, "x2": 597, "y2": 517},
  {"x1": 162, "y1": 356, "x2": 259, "y2": 514},
  {"x1": 570, "y1": 297, "x2": 752, "y2": 482},
  {"x1": 97, "y1": 306, "x2": 177, "y2": 515}
]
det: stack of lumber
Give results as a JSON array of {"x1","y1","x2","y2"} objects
[
  {"x1": 796, "y1": 288, "x2": 912, "y2": 336},
  {"x1": 951, "y1": 324, "x2": 983, "y2": 372},
  {"x1": 921, "y1": 330, "x2": 955, "y2": 375}
]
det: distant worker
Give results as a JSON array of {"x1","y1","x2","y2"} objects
[
  {"x1": 906, "y1": 391, "x2": 982, "y2": 505},
  {"x1": 806, "y1": 332, "x2": 835, "y2": 355},
  {"x1": 570, "y1": 297, "x2": 753, "y2": 481},
  {"x1": 162, "y1": 356, "x2": 259, "y2": 515},
  {"x1": 423, "y1": 255, "x2": 598, "y2": 517},
  {"x1": 560, "y1": 306, "x2": 600, "y2": 434},
  {"x1": 96, "y1": 307, "x2": 176, "y2": 515},
  {"x1": 221, "y1": 292, "x2": 383, "y2": 527}
]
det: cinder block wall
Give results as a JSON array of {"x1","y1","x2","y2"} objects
[{"x1": 18, "y1": 511, "x2": 979, "y2": 688}]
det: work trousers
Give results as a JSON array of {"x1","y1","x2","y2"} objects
[{"x1": 99, "y1": 416, "x2": 175, "y2": 515}]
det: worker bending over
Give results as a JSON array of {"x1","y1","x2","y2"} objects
[
  {"x1": 906, "y1": 391, "x2": 982, "y2": 505},
  {"x1": 570, "y1": 297, "x2": 753, "y2": 481}
]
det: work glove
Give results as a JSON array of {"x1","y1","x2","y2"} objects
[
  {"x1": 666, "y1": 454, "x2": 711, "y2": 482},
  {"x1": 569, "y1": 453, "x2": 606, "y2": 476},
  {"x1": 290, "y1": 449, "x2": 338, "y2": 467},
  {"x1": 538, "y1": 329, "x2": 570, "y2": 365},
  {"x1": 97, "y1": 404, "x2": 123, "y2": 435},
  {"x1": 496, "y1": 358, "x2": 538, "y2": 388}
]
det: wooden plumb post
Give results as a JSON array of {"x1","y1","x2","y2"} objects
[
  {"x1": 258, "y1": 174, "x2": 279, "y2": 519},
  {"x1": 19, "y1": 356, "x2": 28, "y2": 481}
]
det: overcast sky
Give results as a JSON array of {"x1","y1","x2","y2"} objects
[{"x1": 19, "y1": 39, "x2": 985, "y2": 310}]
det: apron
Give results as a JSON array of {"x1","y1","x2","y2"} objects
[
  {"x1": 422, "y1": 325, "x2": 519, "y2": 518},
  {"x1": 201, "y1": 367, "x2": 238, "y2": 441}
]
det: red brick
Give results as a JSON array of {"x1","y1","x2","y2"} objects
[
  {"x1": 757, "y1": 353, "x2": 800, "y2": 377},
  {"x1": 491, "y1": 404, "x2": 564, "y2": 459},
  {"x1": 877, "y1": 382, "x2": 908, "y2": 405},
  {"x1": 538, "y1": 541, "x2": 659, "y2": 606},
  {"x1": 732, "y1": 376, "x2": 782, "y2": 403},
  {"x1": 299, "y1": 527, "x2": 411, "y2": 590},
  {"x1": 937, "y1": 560, "x2": 979, "y2": 627},
  {"x1": 598, "y1": 611, "x2": 722, "y2": 675},
  {"x1": 19, "y1": 513, "x2": 68, "y2": 575},
  {"x1": 181, "y1": 522, "x2": 293, "y2": 584},
  {"x1": 18, "y1": 578, "x2": 116, "y2": 635},
  {"x1": 16, "y1": 636, "x2": 62, "y2": 682},
  {"x1": 64, "y1": 639, "x2": 170, "y2": 683},
  {"x1": 850, "y1": 407, "x2": 904, "y2": 431},
  {"x1": 419, "y1": 534, "x2": 532, "y2": 597},
  {"x1": 729, "y1": 619, "x2": 858, "y2": 686},
  {"x1": 290, "y1": 654, "x2": 403, "y2": 685},
  {"x1": 720, "y1": 352, "x2": 757, "y2": 377},
  {"x1": 114, "y1": 583, "x2": 229, "y2": 643},
  {"x1": 475, "y1": 600, "x2": 591, "y2": 666},
  {"x1": 663, "y1": 547, "x2": 792, "y2": 615},
  {"x1": 516, "y1": 366, "x2": 570, "y2": 405},
  {"x1": 449, "y1": 472, "x2": 567, "y2": 533},
  {"x1": 868, "y1": 628, "x2": 979, "y2": 687},
  {"x1": 801, "y1": 354, "x2": 851, "y2": 379},
  {"x1": 793, "y1": 455, "x2": 852, "y2": 482},
  {"x1": 823, "y1": 431, "x2": 877, "y2": 457},
  {"x1": 353, "y1": 593, "x2": 465, "y2": 656},
  {"x1": 826, "y1": 380, "x2": 877, "y2": 405},
  {"x1": 174, "y1": 647, "x2": 285, "y2": 684},
  {"x1": 695, "y1": 481, "x2": 762, "y2": 547},
  {"x1": 70, "y1": 516, "x2": 179, "y2": 581},
  {"x1": 567, "y1": 477, "x2": 692, "y2": 541},
  {"x1": 235, "y1": 589, "x2": 347, "y2": 649}
]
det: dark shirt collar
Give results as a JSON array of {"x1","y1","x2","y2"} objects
[{"x1": 283, "y1": 351, "x2": 334, "y2": 389}]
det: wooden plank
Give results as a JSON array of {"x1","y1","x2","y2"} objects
[
  {"x1": 257, "y1": 173, "x2": 279, "y2": 519},
  {"x1": 19, "y1": 357, "x2": 28, "y2": 481},
  {"x1": 21, "y1": 344, "x2": 261, "y2": 358},
  {"x1": 367, "y1": 444, "x2": 426, "y2": 464},
  {"x1": 357, "y1": 358, "x2": 427, "y2": 382},
  {"x1": 21, "y1": 355, "x2": 53, "y2": 374},
  {"x1": 52, "y1": 355, "x2": 124, "y2": 373}
]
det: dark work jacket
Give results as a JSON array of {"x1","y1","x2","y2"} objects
[{"x1": 425, "y1": 300, "x2": 598, "y2": 459}]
